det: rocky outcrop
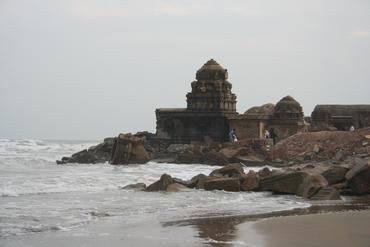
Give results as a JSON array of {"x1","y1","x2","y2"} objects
[
  {"x1": 240, "y1": 170, "x2": 259, "y2": 191},
  {"x1": 269, "y1": 128, "x2": 370, "y2": 162},
  {"x1": 120, "y1": 183, "x2": 147, "y2": 191},
  {"x1": 146, "y1": 174, "x2": 173, "y2": 192},
  {"x1": 209, "y1": 163, "x2": 244, "y2": 177},
  {"x1": 110, "y1": 133, "x2": 151, "y2": 165},
  {"x1": 259, "y1": 172, "x2": 328, "y2": 198},
  {"x1": 57, "y1": 138, "x2": 114, "y2": 164},
  {"x1": 322, "y1": 166, "x2": 349, "y2": 185},
  {"x1": 203, "y1": 177, "x2": 240, "y2": 192},
  {"x1": 347, "y1": 161, "x2": 370, "y2": 195}
]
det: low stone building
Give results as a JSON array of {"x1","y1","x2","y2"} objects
[
  {"x1": 155, "y1": 59, "x2": 307, "y2": 143},
  {"x1": 311, "y1": 105, "x2": 370, "y2": 131},
  {"x1": 229, "y1": 96, "x2": 307, "y2": 143}
]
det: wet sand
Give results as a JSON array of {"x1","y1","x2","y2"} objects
[{"x1": 238, "y1": 210, "x2": 370, "y2": 247}]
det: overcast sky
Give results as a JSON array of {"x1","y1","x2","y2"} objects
[{"x1": 1, "y1": 0, "x2": 369, "y2": 140}]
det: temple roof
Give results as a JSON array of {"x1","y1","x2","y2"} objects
[{"x1": 196, "y1": 59, "x2": 228, "y2": 80}]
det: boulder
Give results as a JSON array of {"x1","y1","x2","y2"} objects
[
  {"x1": 309, "y1": 187, "x2": 341, "y2": 200},
  {"x1": 203, "y1": 177, "x2": 240, "y2": 192},
  {"x1": 201, "y1": 150, "x2": 229, "y2": 166},
  {"x1": 146, "y1": 174, "x2": 173, "y2": 192},
  {"x1": 322, "y1": 166, "x2": 349, "y2": 185},
  {"x1": 209, "y1": 163, "x2": 245, "y2": 178},
  {"x1": 69, "y1": 150, "x2": 98, "y2": 164},
  {"x1": 110, "y1": 133, "x2": 151, "y2": 165},
  {"x1": 345, "y1": 162, "x2": 368, "y2": 180},
  {"x1": 240, "y1": 170, "x2": 259, "y2": 191},
  {"x1": 175, "y1": 152, "x2": 202, "y2": 164},
  {"x1": 259, "y1": 172, "x2": 327, "y2": 198},
  {"x1": 347, "y1": 162, "x2": 370, "y2": 195},
  {"x1": 120, "y1": 183, "x2": 147, "y2": 191},
  {"x1": 166, "y1": 183, "x2": 189, "y2": 192}
]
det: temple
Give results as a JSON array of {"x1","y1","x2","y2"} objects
[
  {"x1": 155, "y1": 59, "x2": 308, "y2": 143},
  {"x1": 155, "y1": 59, "x2": 369, "y2": 144},
  {"x1": 155, "y1": 59, "x2": 238, "y2": 143}
]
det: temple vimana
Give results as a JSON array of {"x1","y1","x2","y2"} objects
[{"x1": 155, "y1": 59, "x2": 370, "y2": 143}]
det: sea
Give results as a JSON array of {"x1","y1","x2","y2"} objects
[{"x1": 0, "y1": 139, "x2": 311, "y2": 246}]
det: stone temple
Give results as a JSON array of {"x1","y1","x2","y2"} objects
[{"x1": 155, "y1": 59, "x2": 308, "y2": 143}]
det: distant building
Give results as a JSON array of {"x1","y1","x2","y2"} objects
[
  {"x1": 311, "y1": 105, "x2": 370, "y2": 131},
  {"x1": 155, "y1": 59, "x2": 307, "y2": 143}
]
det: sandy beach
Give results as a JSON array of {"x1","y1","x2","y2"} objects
[{"x1": 237, "y1": 210, "x2": 370, "y2": 247}]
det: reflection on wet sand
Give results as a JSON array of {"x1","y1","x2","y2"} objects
[{"x1": 162, "y1": 198, "x2": 370, "y2": 247}]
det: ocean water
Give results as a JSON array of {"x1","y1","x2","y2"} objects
[{"x1": 0, "y1": 139, "x2": 310, "y2": 246}]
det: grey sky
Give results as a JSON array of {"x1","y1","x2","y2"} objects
[{"x1": 1, "y1": 0, "x2": 369, "y2": 140}]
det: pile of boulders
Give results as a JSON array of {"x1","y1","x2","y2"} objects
[
  {"x1": 57, "y1": 138, "x2": 114, "y2": 164},
  {"x1": 269, "y1": 128, "x2": 370, "y2": 164},
  {"x1": 122, "y1": 160, "x2": 370, "y2": 199}
]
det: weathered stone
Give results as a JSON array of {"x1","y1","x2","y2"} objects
[
  {"x1": 322, "y1": 166, "x2": 349, "y2": 185},
  {"x1": 146, "y1": 174, "x2": 173, "y2": 192},
  {"x1": 121, "y1": 183, "x2": 147, "y2": 191},
  {"x1": 345, "y1": 162, "x2": 369, "y2": 180},
  {"x1": 335, "y1": 150, "x2": 345, "y2": 161},
  {"x1": 203, "y1": 177, "x2": 240, "y2": 192},
  {"x1": 347, "y1": 163, "x2": 370, "y2": 195},
  {"x1": 259, "y1": 172, "x2": 327, "y2": 198},
  {"x1": 309, "y1": 187, "x2": 341, "y2": 200},
  {"x1": 209, "y1": 163, "x2": 244, "y2": 177},
  {"x1": 201, "y1": 151, "x2": 229, "y2": 166},
  {"x1": 240, "y1": 171, "x2": 259, "y2": 191},
  {"x1": 110, "y1": 134, "x2": 150, "y2": 165},
  {"x1": 313, "y1": 144, "x2": 321, "y2": 154},
  {"x1": 166, "y1": 183, "x2": 189, "y2": 192},
  {"x1": 175, "y1": 152, "x2": 202, "y2": 164}
]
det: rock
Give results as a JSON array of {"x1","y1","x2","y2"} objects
[
  {"x1": 166, "y1": 183, "x2": 189, "y2": 192},
  {"x1": 69, "y1": 149, "x2": 99, "y2": 164},
  {"x1": 230, "y1": 155, "x2": 266, "y2": 166},
  {"x1": 146, "y1": 174, "x2": 173, "y2": 191},
  {"x1": 257, "y1": 167, "x2": 272, "y2": 179},
  {"x1": 240, "y1": 170, "x2": 259, "y2": 191},
  {"x1": 195, "y1": 175, "x2": 215, "y2": 190},
  {"x1": 335, "y1": 150, "x2": 345, "y2": 161},
  {"x1": 167, "y1": 144, "x2": 191, "y2": 154},
  {"x1": 313, "y1": 144, "x2": 321, "y2": 154},
  {"x1": 200, "y1": 150, "x2": 229, "y2": 166},
  {"x1": 259, "y1": 172, "x2": 327, "y2": 198},
  {"x1": 209, "y1": 163, "x2": 245, "y2": 178},
  {"x1": 203, "y1": 177, "x2": 240, "y2": 192},
  {"x1": 322, "y1": 166, "x2": 349, "y2": 185},
  {"x1": 345, "y1": 161, "x2": 368, "y2": 180},
  {"x1": 365, "y1": 135, "x2": 370, "y2": 139},
  {"x1": 121, "y1": 183, "x2": 147, "y2": 191},
  {"x1": 347, "y1": 163, "x2": 370, "y2": 195},
  {"x1": 110, "y1": 133, "x2": 151, "y2": 165},
  {"x1": 309, "y1": 187, "x2": 341, "y2": 200},
  {"x1": 175, "y1": 152, "x2": 202, "y2": 164}
]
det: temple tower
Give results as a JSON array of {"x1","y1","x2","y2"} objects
[{"x1": 186, "y1": 59, "x2": 237, "y2": 112}]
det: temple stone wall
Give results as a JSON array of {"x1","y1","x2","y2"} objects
[{"x1": 311, "y1": 105, "x2": 370, "y2": 131}]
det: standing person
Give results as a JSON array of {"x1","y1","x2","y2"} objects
[
  {"x1": 229, "y1": 128, "x2": 237, "y2": 142},
  {"x1": 264, "y1": 129, "x2": 270, "y2": 139},
  {"x1": 269, "y1": 128, "x2": 277, "y2": 145}
]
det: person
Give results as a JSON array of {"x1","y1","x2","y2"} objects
[
  {"x1": 349, "y1": 125, "x2": 355, "y2": 132},
  {"x1": 229, "y1": 128, "x2": 238, "y2": 142},
  {"x1": 269, "y1": 128, "x2": 277, "y2": 145},
  {"x1": 264, "y1": 129, "x2": 270, "y2": 139}
]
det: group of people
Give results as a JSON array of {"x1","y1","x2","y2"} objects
[{"x1": 228, "y1": 127, "x2": 277, "y2": 144}]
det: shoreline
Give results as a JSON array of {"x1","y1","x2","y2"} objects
[{"x1": 246, "y1": 209, "x2": 370, "y2": 247}]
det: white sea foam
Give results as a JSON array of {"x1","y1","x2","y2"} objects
[{"x1": 0, "y1": 139, "x2": 310, "y2": 239}]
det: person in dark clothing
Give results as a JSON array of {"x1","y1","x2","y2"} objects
[
  {"x1": 269, "y1": 128, "x2": 277, "y2": 145},
  {"x1": 229, "y1": 128, "x2": 237, "y2": 142}
]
